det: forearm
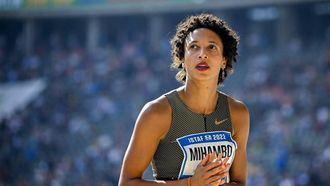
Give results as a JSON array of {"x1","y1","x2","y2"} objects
[{"x1": 119, "y1": 178, "x2": 188, "y2": 186}]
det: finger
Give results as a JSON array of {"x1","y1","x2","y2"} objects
[
  {"x1": 209, "y1": 162, "x2": 229, "y2": 176},
  {"x1": 217, "y1": 166, "x2": 229, "y2": 175},
  {"x1": 217, "y1": 151, "x2": 223, "y2": 161},
  {"x1": 218, "y1": 171, "x2": 229, "y2": 180},
  {"x1": 221, "y1": 157, "x2": 230, "y2": 168},
  {"x1": 221, "y1": 156, "x2": 229, "y2": 166},
  {"x1": 205, "y1": 164, "x2": 225, "y2": 177},
  {"x1": 205, "y1": 152, "x2": 214, "y2": 164},
  {"x1": 208, "y1": 177, "x2": 226, "y2": 186},
  {"x1": 209, "y1": 151, "x2": 217, "y2": 163},
  {"x1": 222, "y1": 158, "x2": 231, "y2": 171},
  {"x1": 200, "y1": 153, "x2": 210, "y2": 166},
  {"x1": 220, "y1": 161, "x2": 232, "y2": 174},
  {"x1": 207, "y1": 172, "x2": 228, "y2": 185},
  {"x1": 208, "y1": 179, "x2": 223, "y2": 186},
  {"x1": 208, "y1": 180, "x2": 222, "y2": 186},
  {"x1": 204, "y1": 160, "x2": 222, "y2": 171}
]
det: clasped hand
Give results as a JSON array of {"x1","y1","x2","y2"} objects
[{"x1": 190, "y1": 152, "x2": 230, "y2": 186}]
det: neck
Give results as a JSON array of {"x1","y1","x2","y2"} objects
[{"x1": 179, "y1": 80, "x2": 219, "y2": 115}]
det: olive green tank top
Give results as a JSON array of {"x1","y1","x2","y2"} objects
[{"x1": 151, "y1": 90, "x2": 237, "y2": 181}]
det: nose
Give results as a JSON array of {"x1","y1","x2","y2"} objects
[
  {"x1": 198, "y1": 54, "x2": 208, "y2": 59},
  {"x1": 198, "y1": 49, "x2": 208, "y2": 59}
]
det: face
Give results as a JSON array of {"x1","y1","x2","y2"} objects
[{"x1": 183, "y1": 28, "x2": 226, "y2": 84}]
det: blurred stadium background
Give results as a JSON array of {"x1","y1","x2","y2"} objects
[{"x1": 0, "y1": 0, "x2": 330, "y2": 185}]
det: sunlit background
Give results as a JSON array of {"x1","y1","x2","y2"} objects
[{"x1": 0, "y1": 0, "x2": 329, "y2": 185}]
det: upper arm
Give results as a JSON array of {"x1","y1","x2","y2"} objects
[
  {"x1": 119, "y1": 97, "x2": 172, "y2": 184},
  {"x1": 228, "y1": 98, "x2": 250, "y2": 185}
]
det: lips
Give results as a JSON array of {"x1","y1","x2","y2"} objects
[{"x1": 195, "y1": 61, "x2": 210, "y2": 71}]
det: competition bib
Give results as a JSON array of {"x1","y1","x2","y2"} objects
[{"x1": 176, "y1": 131, "x2": 237, "y2": 180}]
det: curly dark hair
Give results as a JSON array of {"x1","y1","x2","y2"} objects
[{"x1": 170, "y1": 13, "x2": 239, "y2": 85}]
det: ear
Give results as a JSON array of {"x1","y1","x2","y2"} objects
[{"x1": 221, "y1": 57, "x2": 227, "y2": 69}]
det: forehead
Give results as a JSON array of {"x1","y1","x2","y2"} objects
[{"x1": 186, "y1": 28, "x2": 223, "y2": 45}]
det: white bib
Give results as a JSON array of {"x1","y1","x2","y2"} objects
[{"x1": 176, "y1": 131, "x2": 237, "y2": 181}]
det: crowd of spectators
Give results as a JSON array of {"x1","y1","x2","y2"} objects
[
  {"x1": 0, "y1": 12, "x2": 329, "y2": 186},
  {"x1": 241, "y1": 31, "x2": 330, "y2": 185}
]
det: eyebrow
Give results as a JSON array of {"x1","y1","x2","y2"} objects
[{"x1": 187, "y1": 40, "x2": 220, "y2": 45}]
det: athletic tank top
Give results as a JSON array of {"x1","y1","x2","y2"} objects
[{"x1": 151, "y1": 90, "x2": 237, "y2": 182}]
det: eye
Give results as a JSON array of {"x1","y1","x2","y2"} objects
[
  {"x1": 208, "y1": 44, "x2": 217, "y2": 50},
  {"x1": 189, "y1": 44, "x2": 198, "y2": 49}
]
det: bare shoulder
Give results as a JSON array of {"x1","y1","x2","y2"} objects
[
  {"x1": 226, "y1": 95, "x2": 249, "y2": 116},
  {"x1": 136, "y1": 94, "x2": 172, "y2": 140},
  {"x1": 223, "y1": 93, "x2": 250, "y2": 137},
  {"x1": 120, "y1": 95, "x2": 172, "y2": 182},
  {"x1": 143, "y1": 95, "x2": 171, "y2": 115}
]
